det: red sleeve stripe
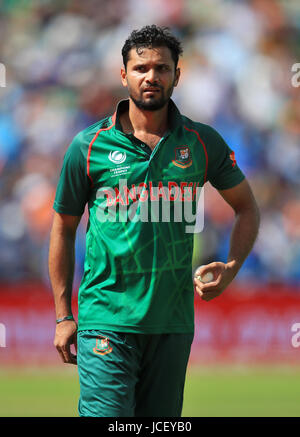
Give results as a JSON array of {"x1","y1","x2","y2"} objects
[
  {"x1": 183, "y1": 125, "x2": 208, "y2": 184},
  {"x1": 87, "y1": 112, "x2": 117, "y2": 187}
]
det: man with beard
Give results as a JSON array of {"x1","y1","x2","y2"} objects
[{"x1": 49, "y1": 25, "x2": 260, "y2": 417}]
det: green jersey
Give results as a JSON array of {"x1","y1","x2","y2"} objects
[{"x1": 53, "y1": 99, "x2": 245, "y2": 334}]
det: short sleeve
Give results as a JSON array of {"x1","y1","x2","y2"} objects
[
  {"x1": 53, "y1": 133, "x2": 90, "y2": 216},
  {"x1": 206, "y1": 128, "x2": 245, "y2": 190}
]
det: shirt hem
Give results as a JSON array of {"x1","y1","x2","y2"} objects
[
  {"x1": 53, "y1": 203, "x2": 84, "y2": 216},
  {"x1": 211, "y1": 173, "x2": 245, "y2": 191},
  {"x1": 77, "y1": 322, "x2": 194, "y2": 334}
]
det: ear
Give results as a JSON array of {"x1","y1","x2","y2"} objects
[
  {"x1": 121, "y1": 67, "x2": 127, "y2": 87},
  {"x1": 174, "y1": 67, "x2": 180, "y2": 87}
]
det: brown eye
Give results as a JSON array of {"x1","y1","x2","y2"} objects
[{"x1": 158, "y1": 65, "x2": 169, "y2": 72}]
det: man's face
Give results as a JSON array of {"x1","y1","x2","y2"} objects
[{"x1": 121, "y1": 46, "x2": 180, "y2": 111}]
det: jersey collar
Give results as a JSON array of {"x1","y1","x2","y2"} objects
[{"x1": 113, "y1": 98, "x2": 183, "y2": 133}]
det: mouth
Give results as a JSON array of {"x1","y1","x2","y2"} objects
[{"x1": 143, "y1": 88, "x2": 161, "y2": 93}]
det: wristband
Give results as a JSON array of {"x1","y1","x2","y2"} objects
[{"x1": 56, "y1": 315, "x2": 74, "y2": 324}]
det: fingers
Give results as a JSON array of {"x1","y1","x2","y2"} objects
[
  {"x1": 195, "y1": 262, "x2": 216, "y2": 277},
  {"x1": 55, "y1": 342, "x2": 77, "y2": 365},
  {"x1": 193, "y1": 273, "x2": 221, "y2": 292},
  {"x1": 54, "y1": 323, "x2": 78, "y2": 365},
  {"x1": 197, "y1": 289, "x2": 220, "y2": 302},
  {"x1": 194, "y1": 262, "x2": 226, "y2": 301},
  {"x1": 57, "y1": 347, "x2": 67, "y2": 364},
  {"x1": 194, "y1": 280, "x2": 218, "y2": 298},
  {"x1": 194, "y1": 264, "x2": 209, "y2": 277},
  {"x1": 195, "y1": 262, "x2": 224, "y2": 280},
  {"x1": 194, "y1": 281, "x2": 222, "y2": 301}
]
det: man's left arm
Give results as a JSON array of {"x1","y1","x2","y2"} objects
[{"x1": 194, "y1": 178, "x2": 260, "y2": 301}]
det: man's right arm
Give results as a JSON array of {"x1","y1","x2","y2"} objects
[{"x1": 48, "y1": 212, "x2": 82, "y2": 364}]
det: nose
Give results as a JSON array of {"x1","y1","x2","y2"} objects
[{"x1": 145, "y1": 68, "x2": 158, "y2": 85}]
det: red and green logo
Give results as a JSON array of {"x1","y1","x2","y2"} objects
[
  {"x1": 229, "y1": 151, "x2": 237, "y2": 167},
  {"x1": 172, "y1": 146, "x2": 192, "y2": 168},
  {"x1": 93, "y1": 336, "x2": 113, "y2": 356}
]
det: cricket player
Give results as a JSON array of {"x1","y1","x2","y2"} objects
[{"x1": 49, "y1": 25, "x2": 260, "y2": 417}]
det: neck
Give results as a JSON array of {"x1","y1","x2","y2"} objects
[{"x1": 123, "y1": 99, "x2": 169, "y2": 136}]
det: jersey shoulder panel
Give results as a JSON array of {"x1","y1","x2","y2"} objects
[
  {"x1": 75, "y1": 116, "x2": 113, "y2": 155},
  {"x1": 180, "y1": 115, "x2": 245, "y2": 190},
  {"x1": 53, "y1": 117, "x2": 112, "y2": 216},
  {"x1": 181, "y1": 115, "x2": 223, "y2": 147}
]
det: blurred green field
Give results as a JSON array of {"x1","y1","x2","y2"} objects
[{"x1": 0, "y1": 364, "x2": 299, "y2": 417}]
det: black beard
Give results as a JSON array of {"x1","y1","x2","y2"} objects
[
  {"x1": 129, "y1": 80, "x2": 176, "y2": 112},
  {"x1": 130, "y1": 92, "x2": 168, "y2": 111}
]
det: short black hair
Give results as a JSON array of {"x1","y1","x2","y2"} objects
[{"x1": 122, "y1": 24, "x2": 183, "y2": 69}]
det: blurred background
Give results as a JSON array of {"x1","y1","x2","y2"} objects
[{"x1": 0, "y1": 0, "x2": 300, "y2": 417}]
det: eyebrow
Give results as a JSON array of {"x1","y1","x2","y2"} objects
[{"x1": 132, "y1": 62, "x2": 171, "y2": 68}]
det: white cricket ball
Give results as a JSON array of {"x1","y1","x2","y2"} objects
[{"x1": 196, "y1": 272, "x2": 214, "y2": 283}]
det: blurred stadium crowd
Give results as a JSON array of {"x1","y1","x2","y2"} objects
[{"x1": 0, "y1": 0, "x2": 299, "y2": 289}]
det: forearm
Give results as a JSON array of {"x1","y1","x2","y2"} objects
[
  {"x1": 48, "y1": 228, "x2": 76, "y2": 319},
  {"x1": 227, "y1": 204, "x2": 260, "y2": 275},
  {"x1": 194, "y1": 180, "x2": 260, "y2": 301}
]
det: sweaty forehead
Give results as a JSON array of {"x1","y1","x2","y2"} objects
[{"x1": 127, "y1": 46, "x2": 174, "y2": 65}]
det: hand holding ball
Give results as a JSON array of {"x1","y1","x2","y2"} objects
[
  {"x1": 194, "y1": 262, "x2": 227, "y2": 301},
  {"x1": 196, "y1": 272, "x2": 214, "y2": 283}
]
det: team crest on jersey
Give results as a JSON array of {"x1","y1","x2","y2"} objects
[
  {"x1": 229, "y1": 151, "x2": 237, "y2": 167},
  {"x1": 93, "y1": 336, "x2": 113, "y2": 356},
  {"x1": 108, "y1": 150, "x2": 127, "y2": 164},
  {"x1": 172, "y1": 146, "x2": 192, "y2": 168}
]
